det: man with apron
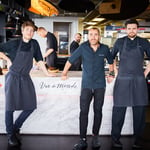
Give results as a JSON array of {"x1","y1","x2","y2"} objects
[
  {"x1": 0, "y1": 21, "x2": 55, "y2": 147},
  {"x1": 111, "y1": 19, "x2": 150, "y2": 149},
  {"x1": 70, "y1": 33, "x2": 82, "y2": 71}
]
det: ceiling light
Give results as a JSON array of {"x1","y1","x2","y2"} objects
[
  {"x1": 28, "y1": 0, "x2": 59, "y2": 16},
  {"x1": 92, "y1": 18, "x2": 105, "y2": 22},
  {"x1": 84, "y1": 22, "x2": 97, "y2": 25},
  {"x1": 15, "y1": 0, "x2": 59, "y2": 16}
]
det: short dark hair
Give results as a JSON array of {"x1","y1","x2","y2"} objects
[
  {"x1": 77, "y1": 33, "x2": 82, "y2": 36},
  {"x1": 124, "y1": 19, "x2": 139, "y2": 28}
]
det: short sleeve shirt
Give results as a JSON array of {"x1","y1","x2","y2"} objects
[
  {"x1": 68, "y1": 41, "x2": 113, "y2": 89},
  {"x1": 46, "y1": 32, "x2": 58, "y2": 52}
]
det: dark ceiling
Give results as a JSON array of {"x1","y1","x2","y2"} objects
[
  {"x1": 24, "y1": 0, "x2": 101, "y2": 18},
  {"x1": 42, "y1": 0, "x2": 150, "y2": 26},
  {"x1": 48, "y1": 0, "x2": 150, "y2": 27},
  {"x1": 1, "y1": 0, "x2": 150, "y2": 26}
]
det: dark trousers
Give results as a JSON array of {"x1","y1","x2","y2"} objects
[
  {"x1": 5, "y1": 110, "x2": 34, "y2": 134},
  {"x1": 80, "y1": 88, "x2": 105, "y2": 139},
  {"x1": 111, "y1": 106, "x2": 146, "y2": 141}
]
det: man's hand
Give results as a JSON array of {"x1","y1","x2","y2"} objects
[
  {"x1": 0, "y1": 52, "x2": 12, "y2": 70},
  {"x1": 60, "y1": 61, "x2": 71, "y2": 80},
  {"x1": 106, "y1": 75, "x2": 114, "y2": 83},
  {"x1": 144, "y1": 62, "x2": 150, "y2": 78},
  {"x1": 61, "y1": 72, "x2": 68, "y2": 80},
  {"x1": 7, "y1": 59, "x2": 12, "y2": 70}
]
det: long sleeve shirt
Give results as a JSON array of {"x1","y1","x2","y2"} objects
[{"x1": 0, "y1": 38, "x2": 43, "y2": 62}]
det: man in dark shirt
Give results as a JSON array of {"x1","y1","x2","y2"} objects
[
  {"x1": 70, "y1": 33, "x2": 82, "y2": 54},
  {"x1": 37, "y1": 27, "x2": 58, "y2": 70},
  {"x1": 70, "y1": 33, "x2": 82, "y2": 71},
  {"x1": 111, "y1": 19, "x2": 150, "y2": 149},
  {"x1": 61, "y1": 28, "x2": 114, "y2": 150},
  {"x1": 0, "y1": 21, "x2": 55, "y2": 147}
]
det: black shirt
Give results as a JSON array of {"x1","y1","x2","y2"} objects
[
  {"x1": 0, "y1": 38, "x2": 43, "y2": 62},
  {"x1": 111, "y1": 36, "x2": 150, "y2": 59},
  {"x1": 70, "y1": 40, "x2": 79, "y2": 54},
  {"x1": 46, "y1": 32, "x2": 58, "y2": 52}
]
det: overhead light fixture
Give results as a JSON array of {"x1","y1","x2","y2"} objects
[
  {"x1": 16, "y1": 0, "x2": 59, "y2": 16},
  {"x1": 92, "y1": 18, "x2": 105, "y2": 22},
  {"x1": 84, "y1": 22, "x2": 97, "y2": 25},
  {"x1": 29, "y1": 0, "x2": 59, "y2": 16}
]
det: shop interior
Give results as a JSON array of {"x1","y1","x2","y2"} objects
[{"x1": 0, "y1": 0, "x2": 150, "y2": 150}]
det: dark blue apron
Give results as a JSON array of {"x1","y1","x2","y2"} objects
[
  {"x1": 5, "y1": 40, "x2": 37, "y2": 111},
  {"x1": 113, "y1": 37, "x2": 148, "y2": 106}
]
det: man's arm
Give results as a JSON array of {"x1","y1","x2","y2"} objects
[
  {"x1": 144, "y1": 61, "x2": 150, "y2": 77},
  {"x1": 43, "y1": 48, "x2": 54, "y2": 58},
  {"x1": 112, "y1": 59, "x2": 118, "y2": 76},
  {"x1": 0, "y1": 52, "x2": 12, "y2": 69},
  {"x1": 107, "y1": 63, "x2": 115, "y2": 83},
  {"x1": 37, "y1": 60, "x2": 56, "y2": 77},
  {"x1": 61, "y1": 61, "x2": 72, "y2": 80},
  {"x1": 61, "y1": 46, "x2": 82, "y2": 80}
]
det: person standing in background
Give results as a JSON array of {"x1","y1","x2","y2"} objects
[
  {"x1": 111, "y1": 19, "x2": 150, "y2": 149},
  {"x1": 37, "y1": 27, "x2": 58, "y2": 70},
  {"x1": 70, "y1": 33, "x2": 82, "y2": 71},
  {"x1": 61, "y1": 28, "x2": 114, "y2": 150},
  {"x1": 0, "y1": 21, "x2": 55, "y2": 147}
]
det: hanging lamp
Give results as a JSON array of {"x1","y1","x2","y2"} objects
[{"x1": 15, "y1": 0, "x2": 59, "y2": 16}]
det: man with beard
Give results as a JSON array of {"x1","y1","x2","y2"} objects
[
  {"x1": 70, "y1": 33, "x2": 82, "y2": 71},
  {"x1": 61, "y1": 27, "x2": 114, "y2": 150},
  {"x1": 0, "y1": 21, "x2": 56, "y2": 147},
  {"x1": 111, "y1": 19, "x2": 150, "y2": 149}
]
